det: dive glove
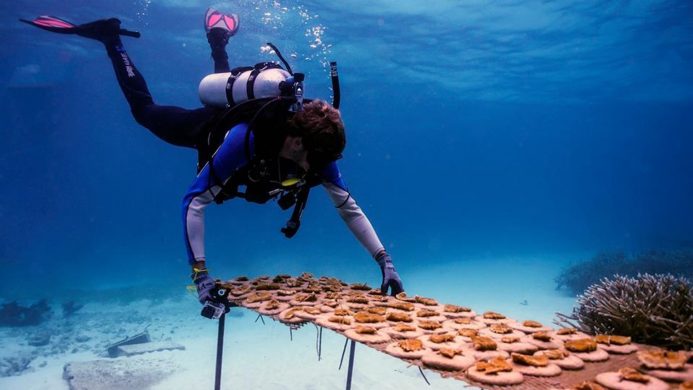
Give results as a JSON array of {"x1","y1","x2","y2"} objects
[
  {"x1": 193, "y1": 271, "x2": 216, "y2": 304},
  {"x1": 376, "y1": 252, "x2": 404, "y2": 296}
]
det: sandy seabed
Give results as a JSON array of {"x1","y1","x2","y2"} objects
[{"x1": 0, "y1": 256, "x2": 576, "y2": 389}]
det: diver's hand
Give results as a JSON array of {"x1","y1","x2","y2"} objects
[
  {"x1": 193, "y1": 272, "x2": 216, "y2": 304},
  {"x1": 376, "y1": 252, "x2": 404, "y2": 296}
]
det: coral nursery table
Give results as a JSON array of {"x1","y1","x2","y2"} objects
[{"x1": 208, "y1": 274, "x2": 688, "y2": 390}]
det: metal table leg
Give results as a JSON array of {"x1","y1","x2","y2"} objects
[
  {"x1": 418, "y1": 366, "x2": 431, "y2": 385},
  {"x1": 214, "y1": 312, "x2": 226, "y2": 390},
  {"x1": 345, "y1": 340, "x2": 356, "y2": 390},
  {"x1": 338, "y1": 337, "x2": 349, "y2": 369},
  {"x1": 314, "y1": 325, "x2": 323, "y2": 361}
]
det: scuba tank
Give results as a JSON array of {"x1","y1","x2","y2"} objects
[
  {"x1": 199, "y1": 62, "x2": 303, "y2": 108},
  {"x1": 197, "y1": 42, "x2": 342, "y2": 238}
]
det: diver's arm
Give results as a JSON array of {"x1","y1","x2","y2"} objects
[
  {"x1": 319, "y1": 162, "x2": 385, "y2": 257},
  {"x1": 181, "y1": 124, "x2": 252, "y2": 272},
  {"x1": 322, "y1": 181, "x2": 385, "y2": 256},
  {"x1": 319, "y1": 162, "x2": 404, "y2": 295},
  {"x1": 182, "y1": 179, "x2": 220, "y2": 267}
]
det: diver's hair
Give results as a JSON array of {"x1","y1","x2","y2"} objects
[{"x1": 288, "y1": 100, "x2": 346, "y2": 158}]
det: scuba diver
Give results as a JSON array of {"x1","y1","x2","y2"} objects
[{"x1": 21, "y1": 9, "x2": 405, "y2": 307}]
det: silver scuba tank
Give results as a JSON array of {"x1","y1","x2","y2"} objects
[{"x1": 198, "y1": 65, "x2": 292, "y2": 108}]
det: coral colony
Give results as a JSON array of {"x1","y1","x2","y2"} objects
[{"x1": 556, "y1": 273, "x2": 692, "y2": 350}]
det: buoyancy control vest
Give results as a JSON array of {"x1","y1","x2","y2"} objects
[
  {"x1": 196, "y1": 97, "x2": 320, "y2": 238},
  {"x1": 195, "y1": 44, "x2": 341, "y2": 238}
]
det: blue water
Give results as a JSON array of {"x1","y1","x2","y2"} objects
[{"x1": 1, "y1": 0, "x2": 692, "y2": 297}]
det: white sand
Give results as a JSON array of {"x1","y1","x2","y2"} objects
[
  {"x1": 0, "y1": 256, "x2": 576, "y2": 389},
  {"x1": 0, "y1": 297, "x2": 470, "y2": 390}
]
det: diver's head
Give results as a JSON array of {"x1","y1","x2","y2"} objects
[{"x1": 285, "y1": 99, "x2": 346, "y2": 171}]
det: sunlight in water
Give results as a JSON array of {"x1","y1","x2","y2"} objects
[
  {"x1": 135, "y1": 0, "x2": 152, "y2": 24},
  {"x1": 252, "y1": 0, "x2": 332, "y2": 71}
]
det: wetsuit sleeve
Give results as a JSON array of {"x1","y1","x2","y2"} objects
[
  {"x1": 319, "y1": 162, "x2": 385, "y2": 257},
  {"x1": 182, "y1": 123, "x2": 253, "y2": 264}
]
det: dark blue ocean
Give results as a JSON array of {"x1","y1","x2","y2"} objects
[
  {"x1": 0, "y1": 0, "x2": 693, "y2": 390},
  {"x1": 2, "y1": 0, "x2": 693, "y2": 294}
]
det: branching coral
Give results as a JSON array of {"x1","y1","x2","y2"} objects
[{"x1": 555, "y1": 273, "x2": 692, "y2": 349}]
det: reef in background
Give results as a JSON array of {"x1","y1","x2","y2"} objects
[
  {"x1": 555, "y1": 249, "x2": 693, "y2": 295},
  {"x1": 0, "y1": 300, "x2": 52, "y2": 327},
  {"x1": 556, "y1": 273, "x2": 692, "y2": 350}
]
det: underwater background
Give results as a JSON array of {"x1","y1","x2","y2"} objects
[
  {"x1": 2, "y1": 0, "x2": 692, "y2": 293},
  {"x1": 1, "y1": 0, "x2": 692, "y2": 388}
]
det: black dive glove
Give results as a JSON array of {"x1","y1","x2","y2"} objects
[
  {"x1": 376, "y1": 251, "x2": 404, "y2": 296},
  {"x1": 192, "y1": 269, "x2": 216, "y2": 304}
]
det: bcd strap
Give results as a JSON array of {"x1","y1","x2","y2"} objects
[
  {"x1": 225, "y1": 66, "x2": 252, "y2": 106},
  {"x1": 246, "y1": 67, "x2": 262, "y2": 100},
  {"x1": 243, "y1": 97, "x2": 287, "y2": 162}
]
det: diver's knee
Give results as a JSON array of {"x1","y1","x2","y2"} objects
[{"x1": 130, "y1": 104, "x2": 155, "y2": 128}]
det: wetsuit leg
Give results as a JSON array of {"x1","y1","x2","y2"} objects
[
  {"x1": 207, "y1": 29, "x2": 231, "y2": 73},
  {"x1": 104, "y1": 38, "x2": 217, "y2": 148}
]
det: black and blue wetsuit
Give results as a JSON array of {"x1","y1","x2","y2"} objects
[{"x1": 104, "y1": 34, "x2": 387, "y2": 265}]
